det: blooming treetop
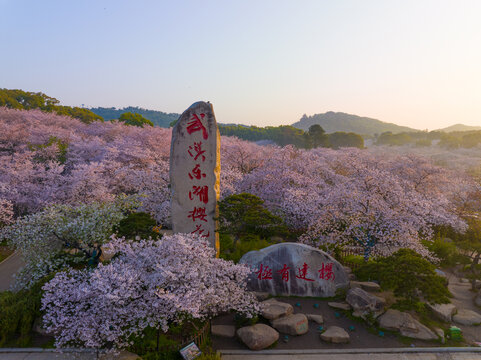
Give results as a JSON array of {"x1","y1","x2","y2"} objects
[
  {"x1": 0, "y1": 107, "x2": 476, "y2": 259},
  {"x1": 41, "y1": 234, "x2": 259, "y2": 350},
  {"x1": 1, "y1": 196, "x2": 139, "y2": 289}
]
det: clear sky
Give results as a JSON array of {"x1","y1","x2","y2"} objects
[{"x1": 1, "y1": 0, "x2": 480, "y2": 130}]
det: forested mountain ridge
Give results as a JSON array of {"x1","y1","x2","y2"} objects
[
  {"x1": 292, "y1": 111, "x2": 418, "y2": 136},
  {"x1": 89, "y1": 106, "x2": 180, "y2": 127},
  {"x1": 437, "y1": 124, "x2": 481, "y2": 132}
]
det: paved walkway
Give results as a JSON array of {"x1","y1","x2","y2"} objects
[
  {"x1": 220, "y1": 348, "x2": 481, "y2": 360},
  {"x1": 0, "y1": 349, "x2": 137, "y2": 359},
  {"x1": 0, "y1": 252, "x2": 24, "y2": 291}
]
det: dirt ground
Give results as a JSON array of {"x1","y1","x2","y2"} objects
[{"x1": 212, "y1": 296, "x2": 439, "y2": 351}]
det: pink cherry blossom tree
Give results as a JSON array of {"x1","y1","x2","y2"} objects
[{"x1": 41, "y1": 234, "x2": 259, "y2": 350}]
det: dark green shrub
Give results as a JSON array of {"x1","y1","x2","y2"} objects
[
  {"x1": 219, "y1": 233, "x2": 275, "y2": 263},
  {"x1": 0, "y1": 275, "x2": 52, "y2": 346},
  {"x1": 425, "y1": 238, "x2": 467, "y2": 267},
  {"x1": 354, "y1": 249, "x2": 451, "y2": 308},
  {"x1": 113, "y1": 212, "x2": 159, "y2": 240}
]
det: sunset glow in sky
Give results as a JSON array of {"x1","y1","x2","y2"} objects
[{"x1": 1, "y1": 0, "x2": 481, "y2": 130}]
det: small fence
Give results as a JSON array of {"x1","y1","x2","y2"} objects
[
  {"x1": 131, "y1": 321, "x2": 210, "y2": 355},
  {"x1": 337, "y1": 246, "x2": 364, "y2": 271}
]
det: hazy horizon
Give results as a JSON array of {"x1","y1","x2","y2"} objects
[{"x1": 1, "y1": 0, "x2": 481, "y2": 131}]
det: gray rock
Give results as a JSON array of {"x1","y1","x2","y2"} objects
[
  {"x1": 271, "y1": 313, "x2": 309, "y2": 335},
  {"x1": 170, "y1": 101, "x2": 220, "y2": 253},
  {"x1": 434, "y1": 327, "x2": 445, "y2": 344},
  {"x1": 377, "y1": 309, "x2": 437, "y2": 340},
  {"x1": 401, "y1": 322, "x2": 438, "y2": 341},
  {"x1": 343, "y1": 266, "x2": 352, "y2": 274},
  {"x1": 453, "y1": 309, "x2": 481, "y2": 325},
  {"x1": 426, "y1": 303, "x2": 457, "y2": 322},
  {"x1": 346, "y1": 287, "x2": 385, "y2": 319},
  {"x1": 460, "y1": 278, "x2": 470, "y2": 284},
  {"x1": 237, "y1": 324, "x2": 279, "y2": 350},
  {"x1": 350, "y1": 281, "x2": 381, "y2": 292},
  {"x1": 349, "y1": 273, "x2": 356, "y2": 280},
  {"x1": 239, "y1": 243, "x2": 349, "y2": 297},
  {"x1": 306, "y1": 314, "x2": 324, "y2": 324},
  {"x1": 211, "y1": 325, "x2": 236, "y2": 338},
  {"x1": 475, "y1": 290, "x2": 481, "y2": 307},
  {"x1": 320, "y1": 326, "x2": 350, "y2": 343},
  {"x1": 253, "y1": 292, "x2": 270, "y2": 301},
  {"x1": 328, "y1": 302, "x2": 351, "y2": 311},
  {"x1": 475, "y1": 280, "x2": 481, "y2": 290},
  {"x1": 378, "y1": 309, "x2": 418, "y2": 333},
  {"x1": 261, "y1": 298, "x2": 293, "y2": 320}
]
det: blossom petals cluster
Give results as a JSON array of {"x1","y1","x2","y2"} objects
[{"x1": 41, "y1": 234, "x2": 259, "y2": 350}]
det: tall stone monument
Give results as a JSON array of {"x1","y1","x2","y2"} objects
[{"x1": 170, "y1": 101, "x2": 220, "y2": 256}]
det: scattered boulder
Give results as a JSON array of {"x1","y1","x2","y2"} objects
[
  {"x1": 343, "y1": 266, "x2": 352, "y2": 274},
  {"x1": 349, "y1": 273, "x2": 356, "y2": 280},
  {"x1": 346, "y1": 287, "x2": 385, "y2": 319},
  {"x1": 239, "y1": 243, "x2": 349, "y2": 297},
  {"x1": 306, "y1": 314, "x2": 324, "y2": 324},
  {"x1": 427, "y1": 303, "x2": 457, "y2": 322},
  {"x1": 211, "y1": 325, "x2": 236, "y2": 338},
  {"x1": 320, "y1": 326, "x2": 350, "y2": 343},
  {"x1": 378, "y1": 309, "x2": 418, "y2": 333},
  {"x1": 475, "y1": 280, "x2": 481, "y2": 290},
  {"x1": 237, "y1": 324, "x2": 279, "y2": 350},
  {"x1": 460, "y1": 278, "x2": 470, "y2": 284},
  {"x1": 328, "y1": 302, "x2": 351, "y2": 311},
  {"x1": 378, "y1": 309, "x2": 437, "y2": 341},
  {"x1": 350, "y1": 281, "x2": 381, "y2": 292},
  {"x1": 401, "y1": 321, "x2": 438, "y2": 341},
  {"x1": 261, "y1": 298, "x2": 293, "y2": 320},
  {"x1": 453, "y1": 309, "x2": 481, "y2": 326},
  {"x1": 271, "y1": 313, "x2": 308, "y2": 335}
]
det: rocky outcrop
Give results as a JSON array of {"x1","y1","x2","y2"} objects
[
  {"x1": 378, "y1": 309, "x2": 437, "y2": 340},
  {"x1": 350, "y1": 281, "x2": 381, "y2": 292},
  {"x1": 271, "y1": 313, "x2": 309, "y2": 335},
  {"x1": 237, "y1": 324, "x2": 279, "y2": 350},
  {"x1": 453, "y1": 309, "x2": 481, "y2": 326},
  {"x1": 239, "y1": 243, "x2": 349, "y2": 297},
  {"x1": 346, "y1": 287, "x2": 385, "y2": 319},
  {"x1": 261, "y1": 298, "x2": 293, "y2": 320},
  {"x1": 426, "y1": 303, "x2": 457, "y2": 322},
  {"x1": 320, "y1": 326, "x2": 350, "y2": 343}
]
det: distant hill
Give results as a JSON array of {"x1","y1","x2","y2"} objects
[
  {"x1": 89, "y1": 106, "x2": 180, "y2": 127},
  {"x1": 291, "y1": 112, "x2": 418, "y2": 136},
  {"x1": 436, "y1": 124, "x2": 481, "y2": 132}
]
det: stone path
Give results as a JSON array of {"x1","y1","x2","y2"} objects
[
  {"x1": 0, "y1": 349, "x2": 138, "y2": 359},
  {"x1": 220, "y1": 348, "x2": 481, "y2": 360},
  {"x1": 448, "y1": 275, "x2": 481, "y2": 344},
  {"x1": 0, "y1": 252, "x2": 24, "y2": 291}
]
